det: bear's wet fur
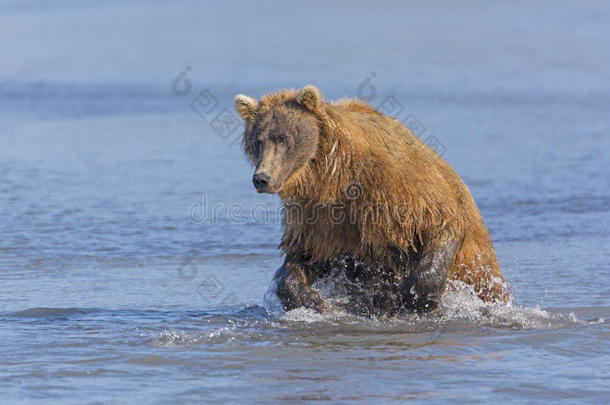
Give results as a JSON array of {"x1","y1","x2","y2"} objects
[{"x1": 235, "y1": 85, "x2": 510, "y2": 315}]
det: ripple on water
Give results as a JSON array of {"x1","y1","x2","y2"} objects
[
  {"x1": 8, "y1": 307, "x2": 98, "y2": 318},
  {"x1": 146, "y1": 287, "x2": 604, "y2": 349}
]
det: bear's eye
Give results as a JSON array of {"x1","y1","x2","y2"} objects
[
  {"x1": 277, "y1": 136, "x2": 287, "y2": 145},
  {"x1": 253, "y1": 139, "x2": 262, "y2": 154}
]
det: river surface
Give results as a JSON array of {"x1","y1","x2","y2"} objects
[{"x1": 0, "y1": 1, "x2": 609, "y2": 404}]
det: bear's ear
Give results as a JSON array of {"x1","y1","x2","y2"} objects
[
  {"x1": 234, "y1": 94, "x2": 258, "y2": 122},
  {"x1": 296, "y1": 85, "x2": 323, "y2": 111}
]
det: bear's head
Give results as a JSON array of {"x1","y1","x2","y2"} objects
[{"x1": 234, "y1": 85, "x2": 323, "y2": 194}]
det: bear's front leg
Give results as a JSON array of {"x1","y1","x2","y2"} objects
[
  {"x1": 399, "y1": 229, "x2": 461, "y2": 313},
  {"x1": 274, "y1": 258, "x2": 325, "y2": 312}
]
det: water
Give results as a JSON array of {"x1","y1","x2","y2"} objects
[{"x1": 1, "y1": 1, "x2": 609, "y2": 403}]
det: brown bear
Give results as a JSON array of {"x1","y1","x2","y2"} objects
[{"x1": 234, "y1": 85, "x2": 510, "y2": 315}]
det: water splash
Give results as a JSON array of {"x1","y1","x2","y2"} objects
[{"x1": 262, "y1": 270, "x2": 593, "y2": 332}]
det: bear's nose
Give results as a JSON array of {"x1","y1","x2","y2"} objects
[{"x1": 252, "y1": 172, "x2": 270, "y2": 192}]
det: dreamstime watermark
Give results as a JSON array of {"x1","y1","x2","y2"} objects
[
  {"x1": 187, "y1": 194, "x2": 282, "y2": 225},
  {"x1": 171, "y1": 66, "x2": 245, "y2": 145},
  {"x1": 356, "y1": 72, "x2": 447, "y2": 157},
  {"x1": 176, "y1": 256, "x2": 242, "y2": 308},
  {"x1": 186, "y1": 181, "x2": 419, "y2": 227}
]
